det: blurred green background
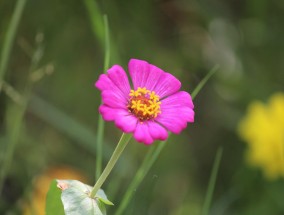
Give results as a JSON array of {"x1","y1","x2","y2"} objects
[{"x1": 0, "y1": 0, "x2": 284, "y2": 214}]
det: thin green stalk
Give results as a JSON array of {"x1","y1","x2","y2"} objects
[
  {"x1": 83, "y1": 0, "x2": 121, "y2": 64},
  {"x1": 95, "y1": 15, "x2": 111, "y2": 180},
  {"x1": 83, "y1": 0, "x2": 106, "y2": 179},
  {"x1": 191, "y1": 65, "x2": 219, "y2": 100},
  {"x1": 115, "y1": 65, "x2": 219, "y2": 214},
  {"x1": 0, "y1": 103, "x2": 26, "y2": 194},
  {"x1": 0, "y1": 0, "x2": 27, "y2": 81},
  {"x1": 201, "y1": 147, "x2": 223, "y2": 215},
  {"x1": 90, "y1": 133, "x2": 132, "y2": 198},
  {"x1": 0, "y1": 0, "x2": 27, "y2": 193},
  {"x1": 83, "y1": 0, "x2": 104, "y2": 45},
  {"x1": 103, "y1": 15, "x2": 110, "y2": 73},
  {"x1": 95, "y1": 117, "x2": 104, "y2": 180}
]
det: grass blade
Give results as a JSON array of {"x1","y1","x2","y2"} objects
[
  {"x1": 83, "y1": 0, "x2": 104, "y2": 44},
  {"x1": 0, "y1": 0, "x2": 27, "y2": 81},
  {"x1": 83, "y1": 0, "x2": 120, "y2": 64},
  {"x1": 103, "y1": 15, "x2": 110, "y2": 73},
  {"x1": 201, "y1": 147, "x2": 223, "y2": 215},
  {"x1": 191, "y1": 65, "x2": 219, "y2": 100},
  {"x1": 96, "y1": 14, "x2": 111, "y2": 180}
]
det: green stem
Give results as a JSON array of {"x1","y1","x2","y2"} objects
[
  {"x1": 0, "y1": 103, "x2": 26, "y2": 194},
  {"x1": 83, "y1": 0, "x2": 121, "y2": 64},
  {"x1": 83, "y1": 0, "x2": 104, "y2": 45},
  {"x1": 191, "y1": 65, "x2": 219, "y2": 100},
  {"x1": 95, "y1": 116, "x2": 104, "y2": 180},
  {"x1": 201, "y1": 147, "x2": 223, "y2": 215},
  {"x1": 0, "y1": 0, "x2": 29, "y2": 191},
  {"x1": 90, "y1": 133, "x2": 132, "y2": 198},
  {"x1": 0, "y1": 0, "x2": 27, "y2": 81},
  {"x1": 83, "y1": 0, "x2": 112, "y2": 70},
  {"x1": 103, "y1": 15, "x2": 110, "y2": 73},
  {"x1": 95, "y1": 15, "x2": 110, "y2": 180}
]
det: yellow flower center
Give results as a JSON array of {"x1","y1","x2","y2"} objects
[{"x1": 128, "y1": 87, "x2": 161, "y2": 121}]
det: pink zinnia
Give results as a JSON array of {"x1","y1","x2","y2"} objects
[{"x1": 95, "y1": 59, "x2": 194, "y2": 144}]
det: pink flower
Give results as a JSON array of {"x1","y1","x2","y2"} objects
[{"x1": 95, "y1": 59, "x2": 194, "y2": 144}]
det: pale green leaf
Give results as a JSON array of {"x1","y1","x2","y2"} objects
[{"x1": 58, "y1": 179, "x2": 112, "y2": 215}]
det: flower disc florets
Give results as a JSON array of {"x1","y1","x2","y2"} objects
[{"x1": 128, "y1": 87, "x2": 161, "y2": 121}]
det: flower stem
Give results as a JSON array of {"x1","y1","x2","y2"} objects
[
  {"x1": 191, "y1": 64, "x2": 219, "y2": 100},
  {"x1": 95, "y1": 15, "x2": 110, "y2": 180},
  {"x1": 90, "y1": 133, "x2": 132, "y2": 198},
  {"x1": 0, "y1": 0, "x2": 27, "y2": 81},
  {"x1": 201, "y1": 147, "x2": 223, "y2": 215}
]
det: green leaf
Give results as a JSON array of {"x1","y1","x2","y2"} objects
[
  {"x1": 58, "y1": 179, "x2": 113, "y2": 215},
  {"x1": 45, "y1": 180, "x2": 65, "y2": 215},
  {"x1": 96, "y1": 189, "x2": 114, "y2": 206}
]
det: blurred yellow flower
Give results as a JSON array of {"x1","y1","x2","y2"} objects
[
  {"x1": 238, "y1": 93, "x2": 284, "y2": 180},
  {"x1": 23, "y1": 166, "x2": 87, "y2": 215}
]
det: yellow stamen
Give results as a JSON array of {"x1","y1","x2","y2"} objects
[{"x1": 127, "y1": 87, "x2": 161, "y2": 121}]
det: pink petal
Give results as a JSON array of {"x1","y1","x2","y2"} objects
[
  {"x1": 156, "y1": 92, "x2": 195, "y2": 134},
  {"x1": 128, "y1": 59, "x2": 181, "y2": 98},
  {"x1": 101, "y1": 90, "x2": 128, "y2": 108},
  {"x1": 152, "y1": 71, "x2": 181, "y2": 99},
  {"x1": 107, "y1": 65, "x2": 131, "y2": 97},
  {"x1": 95, "y1": 73, "x2": 113, "y2": 91},
  {"x1": 144, "y1": 64, "x2": 164, "y2": 91},
  {"x1": 156, "y1": 111, "x2": 188, "y2": 134},
  {"x1": 148, "y1": 121, "x2": 168, "y2": 141},
  {"x1": 95, "y1": 65, "x2": 131, "y2": 99},
  {"x1": 128, "y1": 59, "x2": 150, "y2": 90},
  {"x1": 161, "y1": 91, "x2": 194, "y2": 110},
  {"x1": 134, "y1": 123, "x2": 154, "y2": 145},
  {"x1": 115, "y1": 114, "x2": 138, "y2": 133},
  {"x1": 99, "y1": 105, "x2": 121, "y2": 121},
  {"x1": 128, "y1": 59, "x2": 165, "y2": 91},
  {"x1": 99, "y1": 105, "x2": 138, "y2": 133}
]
